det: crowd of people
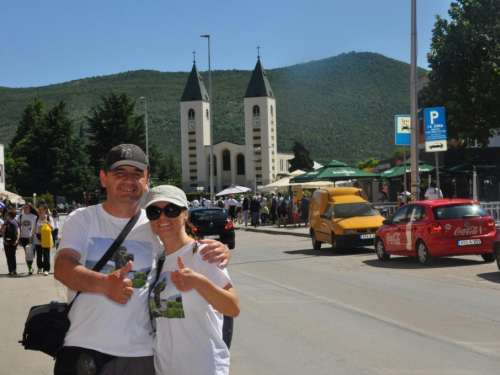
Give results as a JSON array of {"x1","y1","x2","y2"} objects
[
  {"x1": 1, "y1": 200, "x2": 61, "y2": 276},
  {"x1": 187, "y1": 191, "x2": 311, "y2": 229}
]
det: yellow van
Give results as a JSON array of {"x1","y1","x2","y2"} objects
[{"x1": 309, "y1": 187, "x2": 385, "y2": 253}]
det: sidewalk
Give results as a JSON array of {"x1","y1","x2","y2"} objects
[
  {"x1": 0, "y1": 246, "x2": 65, "y2": 374},
  {"x1": 234, "y1": 221, "x2": 310, "y2": 238}
]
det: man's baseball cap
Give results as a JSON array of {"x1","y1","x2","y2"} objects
[
  {"x1": 146, "y1": 185, "x2": 189, "y2": 209},
  {"x1": 103, "y1": 144, "x2": 149, "y2": 171}
]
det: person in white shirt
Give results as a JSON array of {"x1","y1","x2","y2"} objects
[
  {"x1": 223, "y1": 197, "x2": 230, "y2": 215},
  {"x1": 424, "y1": 180, "x2": 443, "y2": 200},
  {"x1": 146, "y1": 185, "x2": 239, "y2": 375},
  {"x1": 192, "y1": 198, "x2": 200, "y2": 208},
  {"x1": 227, "y1": 195, "x2": 237, "y2": 221}
]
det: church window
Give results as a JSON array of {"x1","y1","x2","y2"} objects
[
  {"x1": 189, "y1": 154, "x2": 196, "y2": 157},
  {"x1": 237, "y1": 154, "x2": 245, "y2": 175},
  {"x1": 253, "y1": 136, "x2": 261, "y2": 140},
  {"x1": 189, "y1": 139, "x2": 196, "y2": 143},
  {"x1": 206, "y1": 109, "x2": 209, "y2": 119},
  {"x1": 253, "y1": 105, "x2": 260, "y2": 116},
  {"x1": 271, "y1": 106, "x2": 273, "y2": 116},
  {"x1": 189, "y1": 147, "x2": 196, "y2": 150},
  {"x1": 222, "y1": 150, "x2": 231, "y2": 171},
  {"x1": 271, "y1": 136, "x2": 274, "y2": 140},
  {"x1": 188, "y1": 109, "x2": 195, "y2": 119},
  {"x1": 189, "y1": 162, "x2": 197, "y2": 165}
]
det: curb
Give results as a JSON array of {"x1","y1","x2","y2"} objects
[{"x1": 235, "y1": 226, "x2": 310, "y2": 238}]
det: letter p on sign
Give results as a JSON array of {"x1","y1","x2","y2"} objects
[{"x1": 430, "y1": 111, "x2": 439, "y2": 124}]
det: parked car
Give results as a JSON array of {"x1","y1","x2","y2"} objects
[
  {"x1": 188, "y1": 207, "x2": 235, "y2": 249},
  {"x1": 374, "y1": 199, "x2": 496, "y2": 266},
  {"x1": 309, "y1": 187, "x2": 386, "y2": 252}
]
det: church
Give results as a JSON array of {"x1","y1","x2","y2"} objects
[{"x1": 180, "y1": 55, "x2": 292, "y2": 193}]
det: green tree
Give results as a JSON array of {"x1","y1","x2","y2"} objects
[
  {"x1": 86, "y1": 92, "x2": 146, "y2": 174},
  {"x1": 288, "y1": 141, "x2": 314, "y2": 172},
  {"x1": 357, "y1": 158, "x2": 379, "y2": 170},
  {"x1": 420, "y1": 0, "x2": 500, "y2": 147}
]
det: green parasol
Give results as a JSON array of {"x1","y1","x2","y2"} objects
[{"x1": 290, "y1": 160, "x2": 379, "y2": 183}]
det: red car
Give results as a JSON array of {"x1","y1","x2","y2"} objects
[{"x1": 374, "y1": 199, "x2": 496, "y2": 266}]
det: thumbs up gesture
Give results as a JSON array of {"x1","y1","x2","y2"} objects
[
  {"x1": 171, "y1": 256, "x2": 200, "y2": 291},
  {"x1": 104, "y1": 261, "x2": 134, "y2": 304}
]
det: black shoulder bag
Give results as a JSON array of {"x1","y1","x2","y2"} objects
[{"x1": 19, "y1": 210, "x2": 141, "y2": 359}]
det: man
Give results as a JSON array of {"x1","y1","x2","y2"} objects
[
  {"x1": 269, "y1": 192, "x2": 277, "y2": 224},
  {"x1": 54, "y1": 144, "x2": 230, "y2": 375}
]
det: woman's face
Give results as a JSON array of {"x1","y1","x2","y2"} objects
[
  {"x1": 38, "y1": 206, "x2": 45, "y2": 215},
  {"x1": 148, "y1": 201, "x2": 188, "y2": 239},
  {"x1": 24, "y1": 205, "x2": 30, "y2": 214}
]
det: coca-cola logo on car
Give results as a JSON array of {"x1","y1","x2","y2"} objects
[
  {"x1": 387, "y1": 232, "x2": 401, "y2": 245},
  {"x1": 454, "y1": 226, "x2": 479, "y2": 236}
]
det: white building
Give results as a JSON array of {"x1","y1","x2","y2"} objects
[{"x1": 180, "y1": 56, "x2": 291, "y2": 193}]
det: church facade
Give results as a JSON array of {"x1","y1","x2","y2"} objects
[{"x1": 180, "y1": 57, "x2": 291, "y2": 193}]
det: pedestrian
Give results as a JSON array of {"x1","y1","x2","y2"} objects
[
  {"x1": 250, "y1": 196, "x2": 261, "y2": 228},
  {"x1": 397, "y1": 185, "x2": 411, "y2": 208},
  {"x1": 424, "y1": 180, "x2": 443, "y2": 200},
  {"x1": 260, "y1": 201, "x2": 269, "y2": 226},
  {"x1": 235, "y1": 196, "x2": 243, "y2": 224},
  {"x1": 269, "y1": 192, "x2": 278, "y2": 224},
  {"x1": 293, "y1": 201, "x2": 300, "y2": 226},
  {"x1": 276, "y1": 192, "x2": 287, "y2": 227},
  {"x1": 228, "y1": 195, "x2": 237, "y2": 221},
  {"x1": 3, "y1": 209, "x2": 20, "y2": 275},
  {"x1": 192, "y1": 197, "x2": 200, "y2": 208},
  {"x1": 223, "y1": 196, "x2": 230, "y2": 216},
  {"x1": 242, "y1": 194, "x2": 250, "y2": 227},
  {"x1": 18, "y1": 203, "x2": 38, "y2": 275},
  {"x1": 300, "y1": 195, "x2": 310, "y2": 228},
  {"x1": 29, "y1": 204, "x2": 54, "y2": 275},
  {"x1": 53, "y1": 144, "x2": 231, "y2": 375},
  {"x1": 51, "y1": 209, "x2": 60, "y2": 248},
  {"x1": 145, "y1": 185, "x2": 239, "y2": 374}
]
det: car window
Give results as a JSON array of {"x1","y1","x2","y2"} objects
[
  {"x1": 324, "y1": 204, "x2": 332, "y2": 218},
  {"x1": 407, "y1": 205, "x2": 426, "y2": 222},
  {"x1": 333, "y1": 202, "x2": 380, "y2": 219},
  {"x1": 432, "y1": 204, "x2": 489, "y2": 220},
  {"x1": 391, "y1": 206, "x2": 409, "y2": 223},
  {"x1": 190, "y1": 210, "x2": 227, "y2": 221}
]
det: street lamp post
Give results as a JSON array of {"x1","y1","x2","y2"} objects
[
  {"x1": 139, "y1": 97, "x2": 149, "y2": 161},
  {"x1": 201, "y1": 34, "x2": 214, "y2": 205},
  {"x1": 33, "y1": 193, "x2": 36, "y2": 207}
]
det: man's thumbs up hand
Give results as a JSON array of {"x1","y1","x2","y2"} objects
[{"x1": 105, "y1": 261, "x2": 134, "y2": 304}]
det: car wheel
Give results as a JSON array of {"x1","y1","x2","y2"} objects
[
  {"x1": 311, "y1": 231, "x2": 322, "y2": 250},
  {"x1": 416, "y1": 241, "x2": 433, "y2": 266},
  {"x1": 375, "y1": 238, "x2": 390, "y2": 261},
  {"x1": 228, "y1": 242, "x2": 235, "y2": 250},
  {"x1": 331, "y1": 233, "x2": 341, "y2": 254},
  {"x1": 494, "y1": 244, "x2": 500, "y2": 271},
  {"x1": 481, "y1": 253, "x2": 494, "y2": 263}
]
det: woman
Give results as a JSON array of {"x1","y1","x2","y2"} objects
[
  {"x1": 3, "y1": 209, "x2": 20, "y2": 276},
  {"x1": 146, "y1": 185, "x2": 239, "y2": 375},
  {"x1": 29, "y1": 204, "x2": 54, "y2": 275},
  {"x1": 51, "y1": 209, "x2": 59, "y2": 248},
  {"x1": 424, "y1": 180, "x2": 443, "y2": 200},
  {"x1": 18, "y1": 203, "x2": 38, "y2": 275}
]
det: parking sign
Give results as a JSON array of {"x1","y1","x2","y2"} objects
[{"x1": 424, "y1": 107, "x2": 447, "y2": 152}]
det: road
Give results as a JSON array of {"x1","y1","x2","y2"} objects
[
  {"x1": 3, "y1": 225, "x2": 500, "y2": 374},
  {"x1": 229, "y1": 230, "x2": 500, "y2": 375}
]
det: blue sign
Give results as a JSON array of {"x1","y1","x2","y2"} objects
[
  {"x1": 424, "y1": 107, "x2": 447, "y2": 152},
  {"x1": 395, "y1": 115, "x2": 411, "y2": 145}
]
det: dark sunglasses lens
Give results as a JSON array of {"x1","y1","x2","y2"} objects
[
  {"x1": 164, "y1": 205, "x2": 182, "y2": 218},
  {"x1": 146, "y1": 206, "x2": 162, "y2": 221}
]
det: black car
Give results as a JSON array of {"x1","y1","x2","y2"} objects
[{"x1": 188, "y1": 207, "x2": 235, "y2": 249}]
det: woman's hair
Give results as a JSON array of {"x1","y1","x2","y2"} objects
[
  {"x1": 7, "y1": 209, "x2": 17, "y2": 219},
  {"x1": 38, "y1": 204, "x2": 49, "y2": 213},
  {"x1": 430, "y1": 180, "x2": 437, "y2": 188},
  {"x1": 25, "y1": 202, "x2": 39, "y2": 218},
  {"x1": 52, "y1": 209, "x2": 59, "y2": 218},
  {"x1": 184, "y1": 219, "x2": 200, "y2": 253}
]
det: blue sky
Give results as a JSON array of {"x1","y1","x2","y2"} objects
[{"x1": 1, "y1": 0, "x2": 452, "y2": 88}]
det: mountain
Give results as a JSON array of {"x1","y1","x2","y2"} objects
[{"x1": 0, "y1": 52, "x2": 426, "y2": 165}]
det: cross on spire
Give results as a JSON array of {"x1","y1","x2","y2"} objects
[
  {"x1": 193, "y1": 51, "x2": 196, "y2": 63},
  {"x1": 257, "y1": 46, "x2": 260, "y2": 59}
]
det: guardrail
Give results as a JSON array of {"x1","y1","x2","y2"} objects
[{"x1": 373, "y1": 203, "x2": 398, "y2": 219}]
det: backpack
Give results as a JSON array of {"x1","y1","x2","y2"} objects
[
  {"x1": 4, "y1": 220, "x2": 17, "y2": 242},
  {"x1": 218, "y1": 200, "x2": 224, "y2": 208},
  {"x1": 279, "y1": 198, "x2": 287, "y2": 212}
]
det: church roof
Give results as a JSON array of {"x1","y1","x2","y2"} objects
[
  {"x1": 244, "y1": 58, "x2": 274, "y2": 98},
  {"x1": 181, "y1": 63, "x2": 210, "y2": 102}
]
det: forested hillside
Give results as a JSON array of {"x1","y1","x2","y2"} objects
[{"x1": 0, "y1": 52, "x2": 426, "y2": 165}]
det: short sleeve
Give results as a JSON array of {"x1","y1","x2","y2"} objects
[
  {"x1": 194, "y1": 245, "x2": 231, "y2": 289},
  {"x1": 57, "y1": 210, "x2": 88, "y2": 256}
]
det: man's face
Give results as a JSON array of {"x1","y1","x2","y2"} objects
[{"x1": 100, "y1": 165, "x2": 149, "y2": 205}]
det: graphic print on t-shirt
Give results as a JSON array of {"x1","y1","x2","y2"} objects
[
  {"x1": 149, "y1": 271, "x2": 185, "y2": 319},
  {"x1": 86, "y1": 237, "x2": 153, "y2": 289}
]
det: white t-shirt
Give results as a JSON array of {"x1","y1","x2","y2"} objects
[
  {"x1": 223, "y1": 199, "x2": 230, "y2": 210},
  {"x1": 192, "y1": 199, "x2": 200, "y2": 208},
  {"x1": 228, "y1": 198, "x2": 237, "y2": 206},
  {"x1": 52, "y1": 216, "x2": 59, "y2": 229},
  {"x1": 260, "y1": 197, "x2": 267, "y2": 207},
  {"x1": 424, "y1": 188, "x2": 443, "y2": 200},
  {"x1": 151, "y1": 241, "x2": 231, "y2": 375},
  {"x1": 19, "y1": 213, "x2": 37, "y2": 238},
  {"x1": 57, "y1": 204, "x2": 164, "y2": 357}
]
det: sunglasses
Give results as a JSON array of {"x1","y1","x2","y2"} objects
[{"x1": 146, "y1": 204, "x2": 185, "y2": 221}]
